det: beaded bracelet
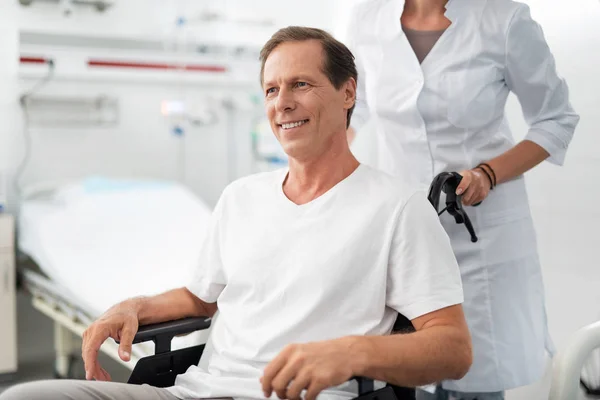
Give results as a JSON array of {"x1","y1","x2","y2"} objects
[
  {"x1": 476, "y1": 166, "x2": 494, "y2": 190},
  {"x1": 478, "y1": 163, "x2": 497, "y2": 186}
]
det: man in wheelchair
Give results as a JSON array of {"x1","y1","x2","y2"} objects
[{"x1": 1, "y1": 27, "x2": 472, "y2": 400}]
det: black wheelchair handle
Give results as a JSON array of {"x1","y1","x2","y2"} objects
[{"x1": 428, "y1": 171, "x2": 480, "y2": 243}]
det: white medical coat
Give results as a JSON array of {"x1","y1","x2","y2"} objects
[{"x1": 346, "y1": 0, "x2": 580, "y2": 392}]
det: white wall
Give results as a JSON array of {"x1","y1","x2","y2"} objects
[
  {"x1": 16, "y1": 0, "x2": 339, "y2": 46},
  {"x1": 0, "y1": 3, "x2": 19, "y2": 212}
]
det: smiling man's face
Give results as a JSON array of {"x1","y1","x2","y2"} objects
[{"x1": 262, "y1": 40, "x2": 352, "y2": 162}]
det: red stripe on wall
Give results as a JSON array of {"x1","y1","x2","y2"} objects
[
  {"x1": 87, "y1": 60, "x2": 227, "y2": 73},
  {"x1": 20, "y1": 56, "x2": 49, "y2": 64}
]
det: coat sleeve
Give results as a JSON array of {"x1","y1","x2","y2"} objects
[{"x1": 504, "y1": 4, "x2": 580, "y2": 165}]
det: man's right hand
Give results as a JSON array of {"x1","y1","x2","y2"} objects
[
  {"x1": 81, "y1": 288, "x2": 214, "y2": 381},
  {"x1": 81, "y1": 299, "x2": 141, "y2": 381}
]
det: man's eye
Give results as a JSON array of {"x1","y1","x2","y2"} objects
[
  {"x1": 266, "y1": 88, "x2": 277, "y2": 95},
  {"x1": 296, "y1": 82, "x2": 308, "y2": 88}
]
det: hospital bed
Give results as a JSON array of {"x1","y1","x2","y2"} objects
[
  {"x1": 16, "y1": 177, "x2": 214, "y2": 378},
  {"x1": 550, "y1": 321, "x2": 600, "y2": 399}
]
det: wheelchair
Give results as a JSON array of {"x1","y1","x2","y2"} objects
[{"x1": 123, "y1": 313, "x2": 417, "y2": 400}]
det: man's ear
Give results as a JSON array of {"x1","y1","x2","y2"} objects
[{"x1": 343, "y1": 77, "x2": 357, "y2": 110}]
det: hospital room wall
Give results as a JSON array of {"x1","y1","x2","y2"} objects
[
  {"x1": 0, "y1": 3, "x2": 19, "y2": 212},
  {"x1": 10, "y1": 78, "x2": 257, "y2": 207},
  {"x1": 496, "y1": 0, "x2": 600, "y2": 359},
  {"x1": 490, "y1": 4, "x2": 600, "y2": 394},
  {"x1": 504, "y1": 5, "x2": 600, "y2": 399},
  {"x1": 5, "y1": 1, "x2": 257, "y2": 211},
  {"x1": 14, "y1": 0, "x2": 340, "y2": 41}
]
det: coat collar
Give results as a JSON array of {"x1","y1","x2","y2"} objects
[{"x1": 375, "y1": 0, "x2": 484, "y2": 40}]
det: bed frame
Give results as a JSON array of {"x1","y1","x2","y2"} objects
[{"x1": 18, "y1": 264, "x2": 143, "y2": 378}]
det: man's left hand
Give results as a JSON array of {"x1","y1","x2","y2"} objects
[{"x1": 261, "y1": 338, "x2": 359, "y2": 400}]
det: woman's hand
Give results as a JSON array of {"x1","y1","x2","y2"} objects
[{"x1": 455, "y1": 169, "x2": 492, "y2": 206}]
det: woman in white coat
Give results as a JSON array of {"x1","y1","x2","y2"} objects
[{"x1": 344, "y1": 0, "x2": 579, "y2": 399}]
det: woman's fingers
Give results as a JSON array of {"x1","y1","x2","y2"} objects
[{"x1": 456, "y1": 170, "x2": 472, "y2": 195}]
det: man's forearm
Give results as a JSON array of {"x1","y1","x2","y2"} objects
[
  {"x1": 132, "y1": 287, "x2": 217, "y2": 325},
  {"x1": 349, "y1": 325, "x2": 472, "y2": 387}
]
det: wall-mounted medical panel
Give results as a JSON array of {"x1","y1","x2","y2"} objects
[{"x1": 18, "y1": 30, "x2": 261, "y2": 88}]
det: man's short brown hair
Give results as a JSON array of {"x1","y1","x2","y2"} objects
[{"x1": 259, "y1": 26, "x2": 358, "y2": 129}]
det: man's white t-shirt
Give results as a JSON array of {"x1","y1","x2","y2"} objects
[{"x1": 167, "y1": 164, "x2": 463, "y2": 400}]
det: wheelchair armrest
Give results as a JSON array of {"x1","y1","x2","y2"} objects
[
  {"x1": 133, "y1": 317, "x2": 211, "y2": 344},
  {"x1": 353, "y1": 377, "x2": 414, "y2": 400},
  {"x1": 117, "y1": 316, "x2": 211, "y2": 354}
]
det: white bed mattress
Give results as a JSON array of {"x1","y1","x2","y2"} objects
[{"x1": 18, "y1": 176, "x2": 213, "y2": 331}]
